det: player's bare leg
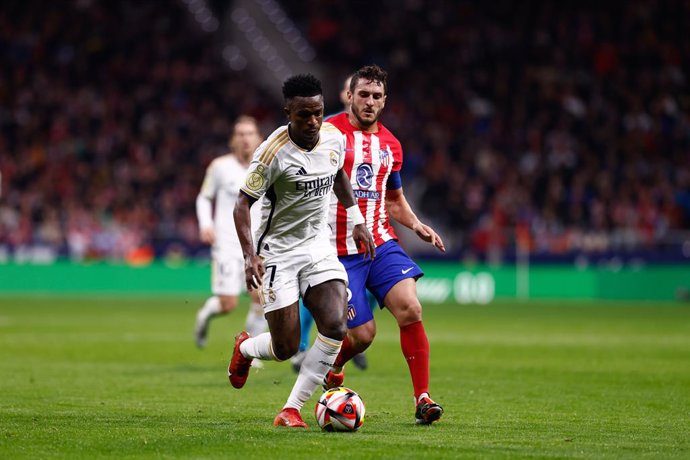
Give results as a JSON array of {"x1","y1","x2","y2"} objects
[
  {"x1": 244, "y1": 290, "x2": 267, "y2": 336},
  {"x1": 195, "y1": 294, "x2": 239, "y2": 348},
  {"x1": 323, "y1": 320, "x2": 375, "y2": 389},
  {"x1": 228, "y1": 301, "x2": 300, "y2": 389},
  {"x1": 278, "y1": 280, "x2": 346, "y2": 428},
  {"x1": 244, "y1": 290, "x2": 268, "y2": 367},
  {"x1": 351, "y1": 293, "x2": 378, "y2": 371},
  {"x1": 290, "y1": 301, "x2": 313, "y2": 373}
]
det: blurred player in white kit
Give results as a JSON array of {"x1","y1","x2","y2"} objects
[{"x1": 194, "y1": 115, "x2": 268, "y2": 349}]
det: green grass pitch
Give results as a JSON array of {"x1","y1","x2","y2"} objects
[{"x1": 1, "y1": 295, "x2": 689, "y2": 459}]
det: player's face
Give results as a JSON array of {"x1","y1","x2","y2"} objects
[
  {"x1": 285, "y1": 95, "x2": 324, "y2": 149},
  {"x1": 350, "y1": 79, "x2": 386, "y2": 130},
  {"x1": 231, "y1": 121, "x2": 262, "y2": 160}
]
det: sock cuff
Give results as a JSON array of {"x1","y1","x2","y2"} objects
[
  {"x1": 239, "y1": 339, "x2": 250, "y2": 358},
  {"x1": 316, "y1": 333, "x2": 343, "y2": 348},
  {"x1": 269, "y1": 339, "x2": 283, "y2": 361},
  {"x1": 400, "y1": 320, "x2": 424, "y2": 332}
]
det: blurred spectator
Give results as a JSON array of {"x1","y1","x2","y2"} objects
[
  {"x1": 0, "y1": 0, "x2": 274, "y2": 262},
  {"x1": 1, "y1": 0, "x2": 689, "y2": 262},
  {"x1": 288, "y1": 0, "x2": 690, "y2": 260}
]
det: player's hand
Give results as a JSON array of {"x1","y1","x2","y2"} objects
[
  {"x1": 412, "y1": 222, "x2": 445, "y2": 253},
  {"x1": 244, "y1": 255, "x2": 265, "y2": 291},
  {"x1": 353, "y1": 223, "x2": 376, "y2": 259},
  {"x1": 200, "y1": 227, "x2": 215, "y2": 245}
]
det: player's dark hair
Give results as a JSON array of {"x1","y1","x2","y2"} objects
[
  {"x1": 351, "y1": 64, "x2": 388, "y2": 94},
  {"x1": 232, "y1": 115, "x2": 260, "y2": 137},
  {"x1": 282, "y1": 74, "x2": 322, "y2": 100},
  {"x1": 228, "y1": 115, "x2": 260, "y2": 149}
]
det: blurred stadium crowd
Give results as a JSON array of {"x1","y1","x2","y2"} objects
[
  {"x1": 1, "y1": 0, "x2": 689, "y2": 263},
  {"x1": 0, "y1": 1, "x2": 274, "y2": 262}
]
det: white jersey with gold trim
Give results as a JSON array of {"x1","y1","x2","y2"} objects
[
  {"x1": 198, "y1": 154, "x2": 261, "y2": 258},
  {"x1": 240, "y1": 122, "x2": 345, "y2": 256},
  {"x1": 198, "y1": 154, "x2": 247, "y2": 252}
]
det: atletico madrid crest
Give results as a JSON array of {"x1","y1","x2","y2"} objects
[{"x1": 379, "y1": 146, "x2": 391, "y2": 168}]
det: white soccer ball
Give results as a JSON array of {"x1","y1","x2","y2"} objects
[{"x1": 315, "y1": 387, "x2": 365, "y2": 432}]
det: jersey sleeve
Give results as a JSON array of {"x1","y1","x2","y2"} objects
[
  {"x1": 198, "y1": 161, "x2": 217, "y2": 199},
  {"x1": 392, "y1": 140, "x2": 403, "y2": 173},
  {"x1": 196, "y1": 194, "x2": 213, "y2": 230},
  {"x1": 338, "y1": 133, "x2": 346, "y2": 169},
  {"x1": 240, "y1": 140, "x2": 281, "y2": 199}
]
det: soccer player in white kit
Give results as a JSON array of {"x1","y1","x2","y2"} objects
[
  {"x1": 194, "y1": 116, "x2": 268, "y2": 349},
  {"x1": 227, "y1": 74, "x2": 376, "y2": 428}
]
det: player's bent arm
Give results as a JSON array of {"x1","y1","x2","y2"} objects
[
  {"x1": 385, "y1": 187, "x2": 446, "y2": 252},
  {"x1": 233, "y1": 192, "x2": 257, "y2": 258},
  {"x1": 333, "y1": 168, "x2": 376, "y2": 258},
  {"x1": 385, "y1": 187, "x2": 419, "y2": 229},
  {"x1": 233, "y1": 192, "x2": 264, "y2": 289},
  {"x1": 196, "y1": 194, "x2": 215, "y2": 244},
  {"x1": 332, "y1": 168, "x2": 357, "y2": 208}
]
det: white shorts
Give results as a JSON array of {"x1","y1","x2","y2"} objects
[
  {"x1": 259, "y1": 249, "x2": 348, "y2": 314},
  {"x1": 211, "y1": 255, "x2": 244, "y2": 296}
]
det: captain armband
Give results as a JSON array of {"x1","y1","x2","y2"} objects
[{"x1": 346, "y1": 205, "x2": 365, "y2": 226}]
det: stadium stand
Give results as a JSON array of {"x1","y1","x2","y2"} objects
[
  {"x1": 284, "y1": 0, "x2": 690, "y2": 261},
  {"x1": 0, "y1": 1, "x2": 275, "y2": 261},
  {"x1": 1, "y1": 0, "x2": 689, "y2": 262}
]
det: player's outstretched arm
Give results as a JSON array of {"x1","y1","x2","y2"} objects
[
  {"x1": 333, "y1": 168, "x2": 376, "y2": 259},
  {"x1": 196, "y1": 194, "x2": 215, "y2": 244},
  {"x1": 233, "y1": 192, "x2": 264, "y2": 290},
  {"x1": 385, "y1": 187, "x2": 445, "y2": 253},
  {"x1": 197, "y1": 162, "x2": 217, "y2": 245}
]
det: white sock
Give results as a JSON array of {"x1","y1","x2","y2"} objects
[
  {"x1": 284, "y1": 333, "x2": 342, "y2": 411},
  {"x1": 197, "y1": 296, "x2": 222, "y2": 321},
  {"x1": 244, "y1": 303, "x2": 268, "y2": 337},
  {"x1": 239, "y1": 332, "x2": 276, "y2": 360}
]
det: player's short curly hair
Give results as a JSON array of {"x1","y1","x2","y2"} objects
[
  {"x1": 351, "y1": 64, "x2": 388, "y2": 94},
  {"x1": 282, "y1": 74, "x2": 322, "y2": 100}
]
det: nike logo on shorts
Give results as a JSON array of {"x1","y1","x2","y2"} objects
[{"x1": 401, "y1": 267, "x2": 413, "y2": 274}]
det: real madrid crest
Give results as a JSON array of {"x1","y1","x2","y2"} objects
[
  {"x1": 329, "y1": 151, "x2": 339, "y2": 167},
  {"x1": 246, "y1": 164, "x2": 265, "y2": 191},
  {"x1": 267, "y1": 288, "x2": 276, "y2": 302}
]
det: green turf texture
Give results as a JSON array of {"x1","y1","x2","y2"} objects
[{"x1": 1, "y1": 296, "x2": 688, "y2": 459}]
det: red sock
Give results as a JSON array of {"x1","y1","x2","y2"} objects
[
  {"x1": 400, "y1": 321, "x2": 430, "y2": 399},
  {"x1": 333, "y1": 335, "x2": 359, "y2": 369}
]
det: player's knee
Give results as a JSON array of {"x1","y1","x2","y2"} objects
[
  {"x1": 272, "y1": 340, "x2": 300, "y2": 361},
  {"x1": 350, "y1": 323, "x2": 375, "y2": 349},
  {"x1": 319, "y1": 319, "x2": 347, "y2": 342},
  {"x1": 219, "y1": 296, "x2": 238, "y2": 312},
  {"x1": 248, "y1": 290, "x2": 262, "y2": 306},
  {"x1": 392, "y1": 300, "x2": 422, "y2": 326}
]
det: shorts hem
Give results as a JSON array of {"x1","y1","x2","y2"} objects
[
  {"x1": 262, "y1": 295, "x2": 300, "y2": 314},
  {"x1": 212, "y1": 289, "x2": 242, "y2": 297}
]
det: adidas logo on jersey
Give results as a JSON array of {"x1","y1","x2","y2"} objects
[{"x1": 296, "y1": 167, "x2": 307, "y2": 176}]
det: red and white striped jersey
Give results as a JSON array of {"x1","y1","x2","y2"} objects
[{"x1": 326, "y1": 112, "x2": 403, "y2": 256}]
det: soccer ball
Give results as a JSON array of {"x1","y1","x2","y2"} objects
[{"x1": 315, "y1": 387, "x2": 365, "y2": 432}]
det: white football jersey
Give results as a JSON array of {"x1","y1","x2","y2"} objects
[
  {"x1": 198, "y1": 154, "x2": 260, "y2": 254},
  {"x1": 240, "y1": 122, "x2": 346, "y2": 255}
]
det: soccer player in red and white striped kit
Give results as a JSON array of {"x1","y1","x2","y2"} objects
[{"x1": 324, "y1": 64, "x2": 446, "y2": 424}]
